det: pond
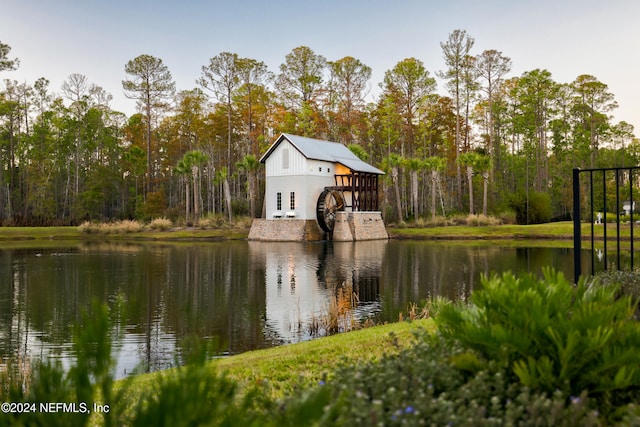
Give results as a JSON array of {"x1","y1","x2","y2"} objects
[{"x1": 0, "y1": 239, "x2": 590, "y2": 378}]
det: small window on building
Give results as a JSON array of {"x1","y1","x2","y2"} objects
[
  {"x1": 328, "y1": 168, "x2": 330, "y2": 173},
  {"x1": 319, "y1": 167, "x2": 322, "y2": 172},
  {"x1": 290, "y1": 192, "x2": 295, "y2": 210},
  {"x1": 276, "y1": 192, "x2": 282, "y2": 210},
  {"x1": 282, "y1": 148, "x2": 289, "y2": 169}
]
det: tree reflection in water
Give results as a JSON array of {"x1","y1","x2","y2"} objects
[{"x1": 0, "y1": 240, "x2": 580, "y2": 378}]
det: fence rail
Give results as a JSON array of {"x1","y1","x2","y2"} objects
[{"x1": 573, "y1": 166, "x2": 640, "y2": 281}]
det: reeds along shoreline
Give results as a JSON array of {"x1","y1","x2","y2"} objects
[
  {"x1": 306, "y1": 283, "x2": 437, "y2": 338},
  {"x1": 0, "y1": 356, "x2": 32, "y2": 396}
]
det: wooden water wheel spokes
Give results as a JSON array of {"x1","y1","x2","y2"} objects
[{"x1": 316, "y1": 189, "x2": 345, "y2": 232}]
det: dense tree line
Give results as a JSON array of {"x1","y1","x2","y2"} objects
[{"x1": 0, "y1": 30, "x2": 637, "y2": 226}]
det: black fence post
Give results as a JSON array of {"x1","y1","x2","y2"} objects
[
  {"x1": 631, "y1": 168, "x2": 635, "y2": 270},
  {"x1": 574, "y1": 166, "x2": 640, "y2": 279},
  {"x1": 573, "y1": 167, "x2": 582, "y2": 283}
]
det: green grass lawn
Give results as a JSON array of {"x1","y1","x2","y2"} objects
[
  {"x1": 0, "y1": 226, "x2": 81, "y2": 240},
  {"x1": 0, "y1": 225, "x2": 250, "y2": 242},
  {"x1": 1, "y1": 221, "x2": 636, "y2": 245},
  {"x1": 389, "y1": 221, "x2": 640, "y2": 241},
  {"x1": 120, "y1": 319, "x2": 434, "y2": 402}
]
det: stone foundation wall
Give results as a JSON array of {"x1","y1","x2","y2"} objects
[
  {"x1": 248, "y1": 219, "x2": 326, "y2": 241},
  {"x1": 332, "y1": 212, "x2": 388, "y2": 241},
  {"x1": 249, "y1": 212, "x2": 388, "y2": 242}
]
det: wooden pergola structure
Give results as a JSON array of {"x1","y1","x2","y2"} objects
[{"x1": 332, "y1": 172, "x2": 380, "y2": 212}]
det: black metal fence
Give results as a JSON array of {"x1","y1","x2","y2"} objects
[{"x1": 573, "y1": 166, "x2": 640, "y2": 281}]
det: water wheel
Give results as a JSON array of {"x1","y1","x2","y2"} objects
[{"x1": 316, "y1": 189, "x2": 345, "y2": 232}]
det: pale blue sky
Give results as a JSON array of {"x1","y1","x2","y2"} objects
[{"x1": 2, "y1": 0, "x2": 640, "y2": 134}]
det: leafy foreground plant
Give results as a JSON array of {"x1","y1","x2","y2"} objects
[
  {"x1": 2, "y1": 301, "x2": 121, "y2": 427},
  {"x1": 594, "y1": 268, "x2": 640, "y2": 318},
  {"x1": 1, "y1": 301, "x2": 268, "y2": 427},
  {"x1": 435, "y1": 269, "x2": 640, "y2": 419},
  {"x1": 125, "y1": 338, "x2": 268, "y2": 427},
  {"x1": 270, "y1": 270, "x2": 640, "y2": 426},
  {"x1": 273, "y1": 332, "x2": 603, "y2": 426}
]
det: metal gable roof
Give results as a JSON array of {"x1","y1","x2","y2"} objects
[{"x1": 260, "y1": 133, "x2": 384, "y2": 175}]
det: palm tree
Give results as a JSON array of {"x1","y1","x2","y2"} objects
[
  {"x1": 216, "y1": 167, "x2": 234, "y2": 224},
  {"x1": 174, "y1": 159, "x2": 191, "y2": 224},
  {"x1": 424, "y1": 157, "x2": 446, "y2": 219},
  {"x1": 477, "y1": 155, "x2": 492, "y2": 216},
  {"x1": 236, "y1": 154, "x2": 261, "y2": 218},
  {"x1": 459, "y1": 152, "x2": 477, "y2": 215},
  {"x1": 185, "y1": 150, "x2": 209, "y2": 224},
  {"x1": 458, "y1": 152, "x2": 491, "y2": 215},
  {"x1": 382, "y1": 153, "x2": 405, "y2": 223},
  {"x1": 176, "y1": 150, "x2": 209, "y2": 225},
  {"x1": 404, "y1": 157, "x2": 423, "y2": 221}
]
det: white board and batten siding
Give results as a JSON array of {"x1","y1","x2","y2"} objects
[
  {"x1": 261, "y1": 134, "x2": 384, "y2": 222},
  {"x1": 264, "y1": 138, "x2": 335, "y2": 220}
]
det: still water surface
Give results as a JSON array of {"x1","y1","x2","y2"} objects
[{"x1": 0, "y1": 240, "x2": 583, "y2": 378}]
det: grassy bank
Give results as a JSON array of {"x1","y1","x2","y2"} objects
[
  {"x1": 389, "y1": 220, "x2": 639, "y2": 241},
  {"x1": 0, "y1": 225, "x2": 251, "y2": 242},
  {"x1": 215, "y1": 318, "x2": 434, "y2": 397},
  {"x1": 0, "y1": 226, "x2": 81, "y2": 240},
  {"x1": 0, "y1": 220, "x2": 635, "y2": 244},
  {"x1": 389, "y1": 222, "x2": 574, "y2": 239},
  {"x1": 123, "y1": 319, "x2": 434, "y2": 401}
]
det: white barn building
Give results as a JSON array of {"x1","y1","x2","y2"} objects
[{"x1": 248, "y1": 134, "x2": 388, "y2": 241}]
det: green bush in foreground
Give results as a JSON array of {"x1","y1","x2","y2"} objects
[
  {"x1": 289, "y1": 334, "x2": 602, "y2": 426},
  {"x1": 272, "y1": 270, "x2": 640, "y2": 426},
  {"x1": 2, "y1": 301, "x2": 120, "y2": 427},
  {"x1": 127, "y1": 342, "x2": 265, "y2": 427},
  {"x1": 434, "y1": 269, "x2": 640, "y2": 420},
  {"x1": 594, "y1": 268, "x2": 640, "y2": 318},
  {"x1": 1, "y1": 302, "x2": 265, "y2": 427}
]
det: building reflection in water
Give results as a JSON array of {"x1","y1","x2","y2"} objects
[
  {"x1": 2, "y1": 240, "x2": 590, "y2": 380},
  {"x1": 248, "y1": 240, "x2": 386, "y2": 343}
]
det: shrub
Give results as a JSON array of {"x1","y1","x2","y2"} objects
[
  {"x1": 464, "y1": 214, "x2": 502, "y2": 226},
  {"x1": 509, "y1": 191, "x2": 552, "y2": 224},
  {"x1": 77, "y1": 221, "x2": 100, "y2": 234},
  {"x1": 435, "y1": 269, "x2": 640, "y2": 407},
  {"x1": 594, "y1": 268, "x2": 640, "y2": 318},
  {"x1": 282, "y1": 270, "x2": 640, "y2": 426},
  {"x1": 3, "y1": 301, "x2": 266, "y2": 427},
  {"x1": 2, "y1": 301, "x2": 119, "y2": 427},
  {"x1": 278, "y1": 332, "x2": 602, "y2": 426},
  {"x1": 198, "y1": 214, "x2": 226, "y2": 229},
  {"x1": 619, "y1": 213, "x2": 640, "y2": 223},
  {"x1": 497, "y1": 209, "x2": 517, "y2": 224},
  {"x1": 136, "y1": 191, "x2": 167, "y2": 222},
  {"x1": 115, "y1": 219, "x2": 143, "y2": 233},
  {"x1": 149, "y1": 217, "x2": 173, "y2": 231},
  {"x1": 425, "y1": 216, "x2": 447, "y2": 227},
  {"x1": 128, "y1": 340, "x2": 265, "y2": 427},
  {"x1": 231, "y1": 199, "x2": 249, "y2": 216},
  {"x1": 235, "y1": 216, "x2": 254, "y2": 229},
  {"x1": 77, "y1": 220, "x2": 144, "y2": 234},
  {"x1": 448, "y1": 214, "x2": 468, "y2": 225}
]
